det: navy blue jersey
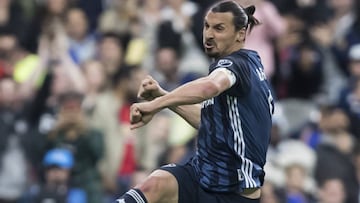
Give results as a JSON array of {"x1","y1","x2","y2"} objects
[{"x1": 191, "y1": 49, "x2": 274, "y2": 193}]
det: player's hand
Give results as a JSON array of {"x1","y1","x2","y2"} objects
[
  {"x1": 130, "y1": 103, "x2": 155, "y2": 130},
  {"x1": 130, "y1": 104, "x2": 141, "y2": 124},
  {"x1": 138, "y1": 75, "x2": 167, "y2": 101}
]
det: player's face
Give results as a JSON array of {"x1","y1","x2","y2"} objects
[{"x1": 203, "y1": 11, "x2": 245, "y2": 58}]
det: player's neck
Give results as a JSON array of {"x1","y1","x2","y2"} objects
[
  {"x1": 216, "y1": 44, "x2": 244, "y2": 59},
  {"x1": 222, "y1": 42, "x2": 245, "y2": 57}
]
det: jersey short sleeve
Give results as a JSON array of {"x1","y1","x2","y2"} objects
[
  {"x1": 211, "y1": 68, "x2": 237, "y2": 87},
  {"x1": 213, "y1": 58, "x2": 251, "y2": 96}
]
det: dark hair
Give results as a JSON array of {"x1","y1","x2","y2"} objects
[
  {"x1": 58, "y1": 91, "x2": 84, "y2": 106},
  {"x1": 99, "y1": 31, "x2": 131, "y2": 51},
  {"x1": 210, "y1": 1, "x2": 260, "y2": 32},
  {"x1": 99, "y1": 32, "x2": 122, "y2": 45}
]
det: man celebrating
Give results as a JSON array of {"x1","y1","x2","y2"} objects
[{"x1": 116, "y1": 1, "x2": 274, "y2": 203}]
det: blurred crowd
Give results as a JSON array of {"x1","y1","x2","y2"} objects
[{"x1": 0, "y1": 0, "x2": 359, "y2": 202}]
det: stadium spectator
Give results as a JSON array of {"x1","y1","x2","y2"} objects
[
  {"x1": 287, "y1": 37, "x2": 324, "y2": 99},
  {"x1": 157, "y1": 0, "x2": 209, "y2": 75},
  {"x1": 137, "y1": 0, "x2": 162, "y2": 71},
  {"x1": 282, "y1": 163, "x2": 316, "y2": 203},
  {"x1": 328, "y1": 0, "x2": 357, "y2": 76},
  {"x1": 96, "y1": 32, "x2": 125, "y2": 81},
  {"x1": 30, "y1": 148, "x2": 87, "y2": 203},
  {"x1": 81, "y1": 59, "x2": 107, "y2": 118},
  {"x1": 24, "y1": 0, "x2": 71, "y2": 53},
  {"x1": 98, "y1": 0, "x2": 138, "y2": 37},
  {"x1": 74, "y1": 0, "x2": 103, "y2": 32},
  {"x1": 45, "y1": 91, "x2": 104, "y2": 203},
  {"x1": 338, "y1": 44, "x2": 360, "y2": 137},
  {"x1": 0, "y1": 30, "x2": 17, "y2": 77},
  {"x1": 90, "y1": 66, "x2": 154, "y2": 201},
  {"x1": 0, "y1": 0, "x2": 27, "y2": 45},
  {"x1": 152, "y1": 47, "x2": 200, "y2": 91},
  {"x1": 243, "y1": 0, "x2": 286, "y2": 78},
  {"x1": 314, "y1": 107, "x2": 358, "y2": 203},
  {"x1": 23, "y1": 19, "x2": 85, "y2": 141},
  {"x1": 317, "y1": 178, "x2": 346, "y2": 203},
  {"x1": 0, "y1": 77, "x2": 27, "y2": 203},
  {"x1": 65, "y1": 8, "x2": 97, "y2": 65},
  {"x1": 123, "y1": 17, "x2": 148, "y2": 66}
]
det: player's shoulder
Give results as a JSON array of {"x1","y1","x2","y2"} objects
[
  {"x1": 220, "y1": 49, "x2": 258, "y2": 65},
  {"x1": 211, "y1": 49, "x2": 259, "y2": 74},
  {"x1": 213, "y1": 54, "x2": 242, "y2": 69},
  {"x1": 232, "y1": 49, "x2": 260, "y2": 61}
]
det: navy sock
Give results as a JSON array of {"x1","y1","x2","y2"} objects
[{"x1": 114, "y1": 188, "x2": 148, "y2": 203}]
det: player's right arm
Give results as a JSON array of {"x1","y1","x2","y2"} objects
[{"x1": 137, "y1": 75, "x2": 201, "y2": 129}]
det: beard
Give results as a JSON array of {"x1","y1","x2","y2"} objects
[
  {"x1": 204, "y1": 39, "x2": 220, "y2": 58},
  {"x1": 205, "y1": 48, "x2": 220, "y2": 58}
]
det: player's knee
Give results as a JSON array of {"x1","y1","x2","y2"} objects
[
  {"x1": 136, "y1": 175, "x2": 163, "y2": 195},
  {"x1": 134, "y1": 170, "x2": 178, "y2": 203}
]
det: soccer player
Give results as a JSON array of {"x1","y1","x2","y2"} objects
[{"x1": 116, "y1": 1, "x2": 274, "y2": 203}]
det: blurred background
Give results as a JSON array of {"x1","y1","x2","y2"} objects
[{"x1": 0, "y1": 0, "x2": 359, "y2": 202}]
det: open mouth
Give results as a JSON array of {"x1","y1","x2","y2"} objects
[{"x1": 204, "y1": 42, "x2": 215, "y2": 49}]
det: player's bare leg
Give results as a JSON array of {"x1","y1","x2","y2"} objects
[
  {"x1": 115, "y1": 170, "x2": 179, "y2": 203},
  {"x1": 136, "y1": 170, "x2": 178, "y2": 203}
]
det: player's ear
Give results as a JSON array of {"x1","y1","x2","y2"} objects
[{"x1": 236, "y1": 28, "x2": 246, "y2": 42}]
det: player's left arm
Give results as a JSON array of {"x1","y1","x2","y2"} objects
[
  {"x1": 131, "y1": 68, "x2": 236, "y2": 129},
  {"x1": 154, "y1": 68, "x2": 235, "y2": 108}
]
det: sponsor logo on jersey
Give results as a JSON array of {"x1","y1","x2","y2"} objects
[
  {"x1": 202, "y1": 98, "x2": 214, "y2": 108},
  {"x1": 216, "y1": 59, "x2": 233, "y2": 68},
  {"x1": 162, "y1": 163, "x2": 177, "y2": 168}
]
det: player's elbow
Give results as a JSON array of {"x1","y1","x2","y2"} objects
[{"x1": 201, "y1": 80, "x2": 222, "y2": 99}]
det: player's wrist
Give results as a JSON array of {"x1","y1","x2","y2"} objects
[
  {"x1": 150, "y1": 96, "x2": 168, "y2": 113},
  {"x1": 158, "y1": 88, "x2": 168, "y2": 97}
]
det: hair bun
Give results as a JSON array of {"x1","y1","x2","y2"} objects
[{"x1": 244, "y1": 5, "x2": 256, "y2": 16}]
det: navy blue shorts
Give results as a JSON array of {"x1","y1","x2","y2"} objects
[{"x1": 160, "y1": 163, "x2": 260, "y2": 203}]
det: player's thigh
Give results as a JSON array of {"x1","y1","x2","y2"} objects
[{"x1": 135, "y1": 169, "x2": 178, "y2": 203}]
